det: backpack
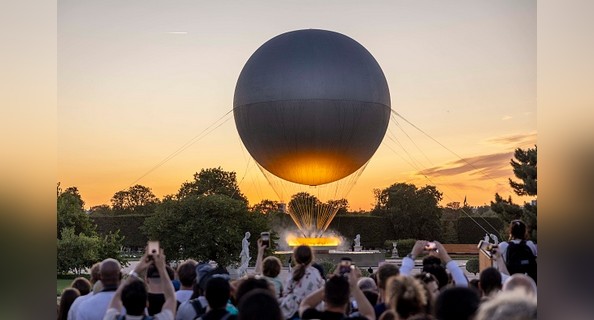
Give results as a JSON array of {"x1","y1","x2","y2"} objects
[
  {"x1": 190, "y1": 298, "x2": 207, "y2": 320},
  {"x1": 505, "y1": 240, "x2": 537, "y2": 282}
]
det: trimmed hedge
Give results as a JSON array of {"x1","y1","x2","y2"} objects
[
  {"x1": 465, "y1": 258, "x2": 479, "y2": 275},
  {"x1": 91, "y1": 214, "x2": 151, "y2": 248},
  {"x1": 328, "y1": 215, "x2": 393, "y2": 249},
  {"x1": 457, "y1": 216, "x2": 504, "y2": 244}
]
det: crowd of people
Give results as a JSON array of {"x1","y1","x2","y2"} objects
[{"x1": 59, "y1": 220, "x2": 537, "y2": 320}]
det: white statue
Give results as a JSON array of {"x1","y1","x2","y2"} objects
[
  {"x1": 489, "y1": 233, "x2": 499, "y2": 245},
  {"x1": 238, "y1": 231, "x2": 251, "y2": 277},
  {"x1": 392, "y1": 241, "x2": 399, "y2": 258},
  {"x1": 354, "y1": 234, "x2": 361, "y2": 247},
  {"x1": 483, "y1": 233, "x2": 490, "y2": 243}
]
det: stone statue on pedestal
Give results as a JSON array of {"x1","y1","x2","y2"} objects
[
  {"x1": 391, "y1": 241, "x2": 399, "y2": 258},
  {"x1": 354, "y1": 234, "x2": 362, "y2": 252},
  {"x1": 238, "y1": 231, "x2": 251, "y2": 277}
]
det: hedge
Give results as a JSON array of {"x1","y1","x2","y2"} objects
[
  {"x1": 465, "y1": 258, "x2": 479, "y2": 275},
  {"x1": 457, "y1": 216, "x2": 504, "y2": 244},
  {"x1": 328, "y1": 215, "x2": 393, "y2": 249},
  {"x1": 91, "y1": 214, "x2": 151, "y2": 248}
]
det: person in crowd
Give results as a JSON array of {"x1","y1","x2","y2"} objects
[
  {"x1": 58, "y1": 288, "x2": 80, "y2": 320},
  {"x1": 74, "y1": 258, "x2": 122, "y2": 320},
  {"x1": 385, "y1": 275, "x2": 427, "y2": 319},
  {"x1": 145, "y1": 263, "x2": 176, "y2": 315},
  {"x1": 279, "y1": 245, "x2": 324, "y2": 320},
  {"x1": 413, "y1": 272, "x2": 439, "y2": 314},
  {"x1": 357, "y1": 277, "x2": 378, "y2": 292},
  {"x1": 254, "y1": 238, "x2": 284, "y2": 298},
  {"x1": 401, "y1": 241, "x2": 467, "y2": 290},
  {"x1": 311, "y1": 263, "x2": 326, "y2": 281},
  {"x1": 71, "y1": 277, "x2": 92, "y2": 297},
  {"x1": 497, "y1": 220, "x2": 537, "y2": 283},
  {"x1": 361, "y1": 290, "x2": 378, "y2": 308},
  {"x1": 235, "y1": 276, "x2": 273, "y2": 306},
  {"x1": 479, "y1": 267, "x2": 502, "y2": 300},
  {"x1": 103, "y1": 249, "x2": 176, "y2": 320},
  {"x1": 200, "y1": 276, "x2": 237, "y2": 320},
  {"x1": 474, "y1": 289, "x2": 537, "y2": 320},
  {"x1": 468, "y1": 279, "x2": 480, "y2": 294},
  {"x1": 237, "y1": 289, "x2": 283, "y2": 320},
  {"x1": 177, "y1": 263, "x2": 236, "y2": 320},
  {"x1": 434, "y1": 287, "x2": 479, "y2": 320},
  {"x1": 176, "y1": 260, "x2": 198, "y2": 304},
  {"x1": 299, "y1": 268, "x2": 375, "y2": 320},
  {"x1": 502, "y1": 274, "x2": 537, "y2": 296},
  {"x1": 374, "y1": 263, "x2": 400, "y2": 318},
  {"x1": 68, "y1": 263, "x2": 102, "y2": 320}
]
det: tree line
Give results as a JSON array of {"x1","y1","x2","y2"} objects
[{"x1": 57, "y1": 146, "x2": 536, "y2": 274}]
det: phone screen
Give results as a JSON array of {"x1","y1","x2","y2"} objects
[
  {"x1": 147, "y1": 240, "x2": 160, "y2": 255},
  {"x1": 261, "y1": 232, "x2": 270, "y2": 247}
]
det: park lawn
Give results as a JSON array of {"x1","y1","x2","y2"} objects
[{"x1": 57, "y1": 279, "x2": 72, "y2": 296}]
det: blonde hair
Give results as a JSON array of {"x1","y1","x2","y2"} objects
[{"x1": 386, "y1": 275, "x2": 427, "y2": 319}]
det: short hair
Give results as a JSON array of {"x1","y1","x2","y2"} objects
[
  {"x1": 238, "y1": 289, "x2": 283, "y2": 320},
  {"x1": 479, "y1": 267, "x2": 502, "y2": 296},
  {"x1": 510, "y1": 220, "x2": 527, "y2": 240},
  {"x1": 358, "y1": 277, "x2": 378, "y2": 292},
  {"x1": 205, "y1": 276, "x2": 231, "y2": 310},
  {"x1": 90, "y1": 262, "x2": 101, "y2": 284},
  {"x1": 263, "y1": 256, "x2": 282, "y2": 278},
  {"x1": 325, "y1": 276, "x2": 350, "y2": 308},
  {"x1": 503, "y1": 274, "x2": 537, "y2": 296},
  {"x1": 474, "y1": 289, "x2": 537, "y2": 320},
  {"x1": 177, "y1": 260, "x2": 197, "y2": 287},
  {"x1": 235, "y1": 276, "x2": 271, "y2": 305},
  {"x1": 121, "y1": 279, "x2": 148, "y2": 316},
  {"x1": 385, "y1": 275, "x2": 427, "y2": 319},
  {"x1": 435, "y1": 287, "x2": 480, "y2": 320},
  {"x1": 362, "y1": 289, "x2": 379, "y2": 306},
  {"x1": 377, "y1": 263, "x2": 400, "y2": 289},
  {"x1": 99, "y1": 258, "x2": 122, "y2": 287},
  {"x1": 71, "y1": 277, "x2": 92, "y2": 296}
]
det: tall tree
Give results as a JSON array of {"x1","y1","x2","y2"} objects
[
  {"x1": 373, "y1": 183, "x2": 443, "y2": 241},
  {"x1": 142, "y1": 194, "x2": 268, "y2": 266},
  {"x1": 327, "y1": 198, "x2": 350, "y2": 215},
  {"x1": 509, "y1": 146, "x2": 537, "y2": 196},
  {"x1": 177, "y1": 167, "x2": 248, "y2": 203},
  {"x1": 111, "y1": 184, "x2": 159, "y2": 214},
  {"x1": 57, "y1": 184, "x2": 94, "y2": 239}
]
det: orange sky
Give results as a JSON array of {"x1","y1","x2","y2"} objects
[{"x1": 58, "y1": 1, "x2": 536, "y2": 211}]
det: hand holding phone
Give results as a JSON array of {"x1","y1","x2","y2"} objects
[
  {"x1": 147, "y1": 240, "x2": 160, "y2": 259},
  {"x1": 339, "y1": 257, "x2": 352, "y2": 276},
  {"x1": 424, "y1": 242, "x2": 437, "y2": 251},
  {"x1": 260, "y1": 232, "x2": 270, "y2": 248}
]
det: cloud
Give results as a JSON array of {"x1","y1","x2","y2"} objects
[
  {"x1": 417, "y1": 152, "x2": 513, "y2": 179},
  {"x1": 486, "y1": 132, "x2": 537, "y2": 146},
  {"x1": 165, "y1": 31, "x2": 188, "y2": 34},
  {"x1": 502, "y1": 115, "x2": 513, "y2": 120}
]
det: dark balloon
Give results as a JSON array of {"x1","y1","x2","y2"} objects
[{"x1": 234, "y1": 29, "x2": 391, "y2": 186}]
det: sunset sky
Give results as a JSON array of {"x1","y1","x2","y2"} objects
[{"x1": 58, "y1": 0, "x2": 536, "y2": 211}]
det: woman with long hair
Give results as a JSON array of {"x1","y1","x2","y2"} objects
[
  {"x1": 279, "y1": 245, "x2": 324, "y2": 320},
  {"x1": 57, "y1": 288, "x2": 80, "y2": 320}
]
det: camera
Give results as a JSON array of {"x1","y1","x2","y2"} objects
[
  {"x1": 339, "y1": 257, "x2": 353, "y2": 275},
  {"x1": 147, "y1": 240, "x2": 160, "y2": 260},
  {"x1": 477, "y1": 240, "x2": 498, "y2": 258},
  {"x1": 260, "y1": 232, "x2": 270, "y2": 248}
]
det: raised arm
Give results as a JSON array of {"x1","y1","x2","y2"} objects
[
  {"x1": 348, "y1": 268, "x2": 374, "y2": 320},
  {"x1": 108, "y1": 252, "x2": 152, "y2": 311},
  {"x1": 254, "y1": 238, "x2": 266, "y2": 275},
  {"x1": 400, "y1": 240, "x2": 427, "y2": 275},
  {"x1": 299, "y1": 286, "x2": 325, "y2": 317},
  {"x1": 433, "y1": 241, "x2": 468, "y2": 287},
  {"x1": 154, "y1": 249, "x2": 176, "y2": 314}
]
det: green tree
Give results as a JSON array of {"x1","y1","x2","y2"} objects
[
  {"x1": 251, "y1": 199, "x2": 283, "y2": 215},
  {"x1": 373, "y1": 183, "x2": 443, "y2": 241},
  {"x1": 509, "y1": 146, "x2": 537, "y2": 196},
  {"x1": 143, "y1": 194, "x2": 268, "y2": 266},
  {"x1": 327, "y1": 198, "x2": 349, "y2": 215},
  {"x1": 57, "y1": 228, "x2": 100, "y2": 274},
  {"x1": 177, "y1": 167, "x2": 248, "y2": 203},
  {"x1": 111, "y1": 184, "x2": 159, "y2": 215},
  {"x1": 490, "y1": 193, "x2": 524, "y2": 223},
  {"x1": 57, "y1": 184, "x2": 94, "y2": 239}
]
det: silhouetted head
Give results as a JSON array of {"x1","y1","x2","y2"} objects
[
  {"x1": 177, "y1": 260, "x2": 197, "y2": 288},
  {"x1": 121, "y1": 279, "x2": 148, "y2": 316},
  {"x1": 99, "y1": 258, "x2": 121, "y2": 287},
  {"x1": 325, "y1": 276, "x2": 350, "y2": 309},
  {"x1": 205, "y1": 276, "x2": 231, "y2": 310},
  {"x1": 435, "y1": 287, "x2": 480, "y2": 320},
  {"x1": 71, "y1": 277, "x2": 92, "y2": 296},
  {"x1": 238, "y1": 289, "x2": 283, "y2": 320},
  {"x1": 510, "y1": 220, "x2": 527, "y2": 240},
  {"x1": 479, "y1": 267, "x2": 502, "y2": 296}
]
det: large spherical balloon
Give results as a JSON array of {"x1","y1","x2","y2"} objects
[{"x1": 234, "y1": 29, "x2": 391, "y2": 186}]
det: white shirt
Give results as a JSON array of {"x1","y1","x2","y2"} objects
[
  {"x1": 68, "y1": 293, "x2": 94, "y2": 320},
  {"x1": 175, "y1": 289, "x2": 193, "y2": 304},
  {"x1": 75, "y1": 290, "x2": 116, "y2": 320}
]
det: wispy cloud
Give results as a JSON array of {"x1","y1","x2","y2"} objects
[
  {"x1": 486, "y1": 132, "x2": 537, "y2": 146},
  {"x1": 417, "y1": 152, "x2": 513, "y2": 179},
  {"x1": 502, "y1": 115, "x2": 513, "y2": 120},
  {"x1": 165, "y1": 31, "x2": 188, "y2": 35}
]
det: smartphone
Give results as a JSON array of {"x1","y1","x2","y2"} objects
[
  {"x1": 261, "y1": 232, "x2": 270, "y2": 247},
  {"x1": 425, "y1": 242, "x2": 437, "y2": 251},
  {"x1": 339, "y1": 257, "x2": 352, "y2": 275},
  {"x1": 147, "y1": 240, "x2": 160, "y2": 255}
]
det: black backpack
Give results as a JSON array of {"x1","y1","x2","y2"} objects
[
  {"x1": 116, "y1": 315, "x2": 153, "y2": 320},
  {"x1": 190, "y1": 298, "x2": 207, "y2": 320},
  {"x1": 505, "y1": 240, "x2": 537, "y2": 282}
]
